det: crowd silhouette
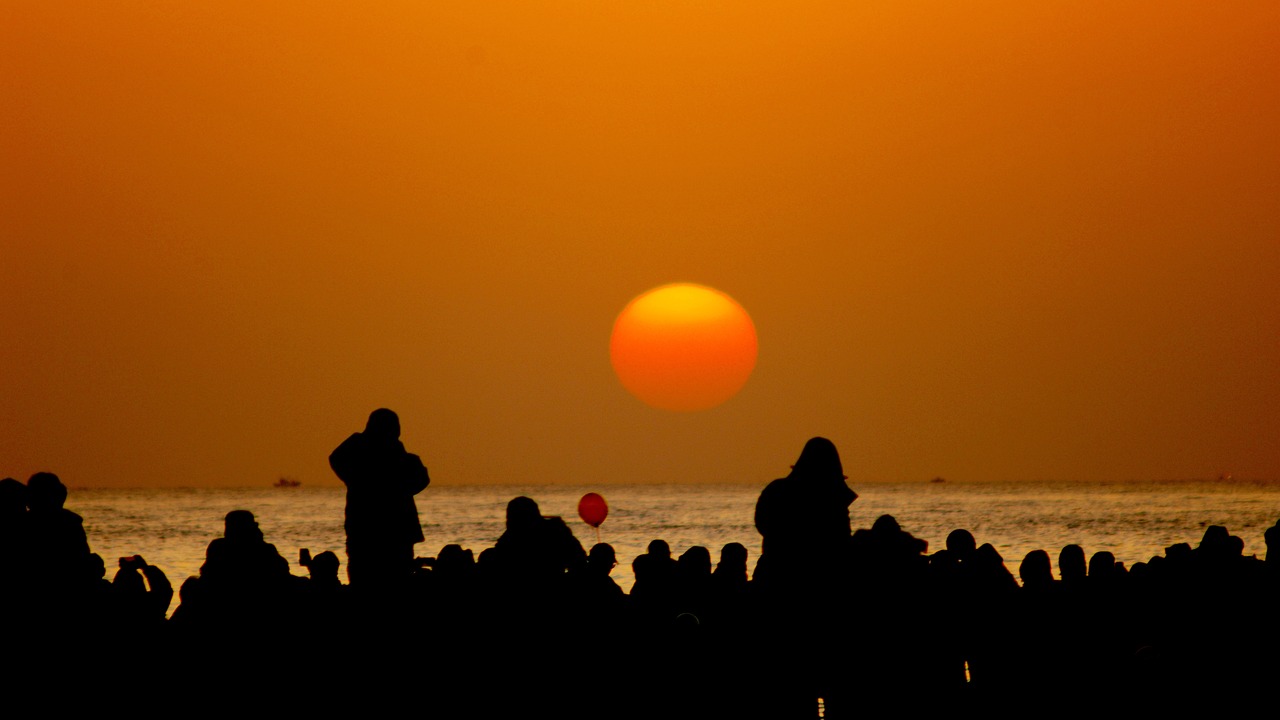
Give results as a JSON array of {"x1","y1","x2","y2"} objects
[{"x1": 3, "y1": 426, "x2": 1280, "y2": 715}]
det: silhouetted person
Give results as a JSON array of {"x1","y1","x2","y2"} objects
[
  {"x1": 111, "y1": 554, "x2": 173, "y2": 630},
  {"x1": 712, "y1": 542, "x2": 749, "y2": 595},
  {"x1": 25, "y1": 472, "x2": 91, "y2": 592},
  {"x1": 563, "y1": 542, "x2": 629, "y2": 719},
  {"x1": 753, "y1": 437, "x2": 856, "y2": 587},
  {"x1": 960, "y1": 543, "x2": 1018, "y2": 694},
  {"x1": 329, "y1": 408, "x2": 430, "y2": 587},
  {"x1": 643, "y1": 538, "x2": 678, "y2": 580},
  {"x1": 306, "y1": 550, "x2": 343, "y2": 588},
  {"x1": 752, "y1": 438, "x2": 856, "y2": 719},
  {"x1": 925, "y1": 529, "x2": 985, "y2": 694},
  {"x1": 492, "y1": 496, "x2": 585, "y2": 596},
  {"x1": 198, "y1": 510, "x2": 290, "y2": 602},
  {"x1": 0, "y1": 478, "x2": 28, "y2": 583},
  {"x1": 676, "y1": 546, "x2": 713, "y2": 623},
  {"x1": 838, "y1": 514, "x2": 934, "y2": 715},
  {"x1": 946, "y1": 528, "x2": 977, "y2": 560},
  {"x1": 1019, "y1": 549, "x2": 1055, "y2": 591},
  {"x1": 630, "y1": 539, "x2": 680, "y2": 624},
  {"x1": 298, "y1": 550, "x2": 350, "y2": 643},
  {"x1": 571, "y1": 543, "x2": 624, "y2": 613},
  {"x1": 586, "y1": 543, "x2": 621, "y2": 584},
  {"x1": 1009, "y1": 549, "x2": 1063, "y2": 693},
  {"x1": 1088, "y1": 550, "x2": 1118, "y2": 584},
  {"x1": 174, "y1": 509, "x2": 296, "y2": 679},
  {"x1": 1059, "y1": 544, "x2": 1087, "y2": 590},
  {"x1": 433, "y1": 543, "x2": 476, "y2": 586}
]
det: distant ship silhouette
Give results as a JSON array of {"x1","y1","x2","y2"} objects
[
  {"x1": 930, "y1": 476, "x2": 946, "y2": 484},
  {"x1": 274, "y1": 476, "x2": 302, "y2": 488}
]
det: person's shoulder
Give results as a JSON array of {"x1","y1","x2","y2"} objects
[
  {"x1": 758, "y1": 476, "x2": 792, "y2": 500},
  {"x1": 329, "y1": 433, "x2": 367, "y2": 468},
  {"x1": 203, "y1": 537, "x2": 228, "y2": 565},
  {"x1": 334, "y1": 432, "x2": 364, "y2": 448}
]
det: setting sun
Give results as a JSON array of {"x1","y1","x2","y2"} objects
[{"x1": 610, "y1": 283, "x2": 758, "y2": 412}]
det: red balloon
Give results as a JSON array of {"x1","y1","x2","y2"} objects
[{"x1": 578, "y1": 492, "x2": 608, "y2": 528}]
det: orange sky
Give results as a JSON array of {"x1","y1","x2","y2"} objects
[{"x1": 3, "y1": 2, "x2": 1278, "y2": 487}]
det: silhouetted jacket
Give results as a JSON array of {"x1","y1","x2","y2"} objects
[
  {"x1": 200, "y1": 536, "x2": 290, "y2": 590},
  {"x1": 754, "y1": 470, "x2": 855, "y2": 587},
  {"x1": 756, "y1": 474, "x2": 854, "y2": 560},
  {"x1": 26, "y1": 507, "x2": 91, "y2": 582},
  {"x1": 329, "y1": 433, "x2": 430, "y2": 547}
]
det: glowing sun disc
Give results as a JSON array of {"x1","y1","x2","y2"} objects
[{"x1": 610, "y1": 283, "x2": 758, "y2": 412}]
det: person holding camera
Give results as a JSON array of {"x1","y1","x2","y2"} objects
[
  {"x1": 112, "y1": 554, "x2": 173, "y2": 629},
  {"x1": 328, "y1": 408, "x2": 430, "y2": 588}
]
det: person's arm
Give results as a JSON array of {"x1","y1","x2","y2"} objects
[
  {"x1": 141, "y1": 562, "x2": 175, "y2": 619},
  {"x1": 69, "y1": 512, "x2": 91, "y2": 556},
  {"x1": 403, "y1": 453, "x2": 430, "y2": 495},
  {"x1": 328, "y1": 434, "x2": 363, "y2": 486},
  {"x1": 754, "y1": 482, "x2": 779, "y2": 539}
]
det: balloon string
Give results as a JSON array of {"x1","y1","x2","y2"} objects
[{"x1": 595, "y1": 526, "x2": 601, "y2": 545}]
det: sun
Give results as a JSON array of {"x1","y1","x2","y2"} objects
[{"x1": 610, "y1": 283, "x2": 758, "y2": 412}]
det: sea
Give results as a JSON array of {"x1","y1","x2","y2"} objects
[{"x1": 72, "y1": 480, "x2": 1280, "y2": 616}]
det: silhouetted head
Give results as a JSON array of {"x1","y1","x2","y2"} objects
[
  {"x1": 309, "y1": 551, "x2": 341, "y2": 584},
  {"x1": 437, "y1": 544, "x2": 475, "y2": 573},
  {"x1": 647, "y1": 539, "x2": 672, "y2": 559},
  {"x1": 633, "y1": 553, "x2": 653, "y2": 583},
  {"x1": 872, "y1": 515, "x2": 901, "y2": 534},
  {"x1": 26, "y1": 472, "x2": 68, "y2": 512},
  {"x1": 1088, "y1": 551, "x2": 1116, "y2": 579},
  {"x1": 1163, "y1": 543, "x2": 1192, "y2": 570},
  {"x1": 224, "y1": 510, "x2": 261, "y2": 542},
  {"x1": 476, "y1": 547, "x2": 499, "y2": 574},
  {"x1": 1226, "y1": 535, "x2": 1245, "y2": 557},
  {"x1": 1198, "y1": 525, "x2": 1231, "y2": 558},
  {"x1": 88, "y1": 553, "x2": 107, "y2": 580},
  {"x1": 1266, "y1": 521, "x2": 1280, "y2": 562},
  {"x1": 0, "y1": 478, "x2": 26, "y2": 517},
  {"x1": 679, "y1": 546, "x2": 712, "y2": 577},
  {"x1": 792, "y1": 437, "x2": 845, "y2": 480},
  {"x1": 1019, "y1": 549, "x2": 1054, "y2": 588},
  {"x1": 588, "y1": 543, "x2": 617, "y2": 574},
  {"x1": 113, "y1": 555, "x2": 146, "y2": 593},
  {"x1": 1059, "y1": 544, "x2": 1087, "y2": 583},
  {"x1": 718, "y1": 542, "x2": 747, "y2": 569},
  {"x1": 946, "y1": 529, "x2": 977, "y2": 556},
  {"x1": 178, "y1": 575, "x2": 202, "y2": 604},
  {"x1": 505, "y1": 496, "x2": 542, "y2": 532},
  {"x1": 975, "y1": 543, "x2": 1005, "y2": 567},
  {"x1": 364, "y1": 408, "x2": 401, "y2": 440}
]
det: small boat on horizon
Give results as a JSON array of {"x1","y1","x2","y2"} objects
[
  {"x1": 274, "y1": 477, "x2": 302, "y2": 488},
  {"x1": 930, "y1": 476, "x2": 946, "y2": 484}
]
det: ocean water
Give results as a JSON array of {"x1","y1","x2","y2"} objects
[{"x1": 72, "y1": 480, "x2": 1280, "y2": 615}]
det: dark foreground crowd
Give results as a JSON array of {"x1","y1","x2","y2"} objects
[{"x1": 4, "y1": 434, "x2": 1280, "y2": 716}]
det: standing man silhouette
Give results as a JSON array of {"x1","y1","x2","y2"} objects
[{"x1": 329, "y1": 408, "x2": 430, "y2": 587}]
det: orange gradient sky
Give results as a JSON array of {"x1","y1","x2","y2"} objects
[{"x1": 3, "y1": 2, "x2": 1278, "y2": 487}]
